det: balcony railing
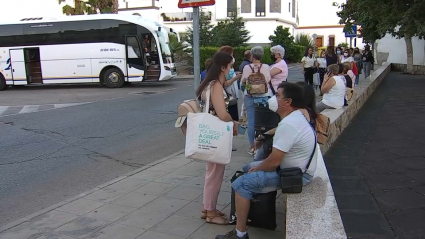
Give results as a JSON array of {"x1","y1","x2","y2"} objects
[{"x1": 161, "y1": 12, "x2": 211, "y2": 22}]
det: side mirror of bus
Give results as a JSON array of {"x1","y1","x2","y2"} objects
[{"x1": 158, "y1": 27, "x2": 161, "y2": 32}]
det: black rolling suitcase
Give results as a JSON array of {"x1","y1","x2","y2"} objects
[{"x1": 228, "y1": 171, "x2": 277, "y2": 231}]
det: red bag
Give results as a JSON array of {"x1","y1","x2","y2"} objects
[{"x1": 351, "y1": 62, "x2": 358, "y2": 75}]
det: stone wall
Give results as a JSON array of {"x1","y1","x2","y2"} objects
[
  {"x1": 391, "y1": 63, "x2": 425, "y2": 75},
  {"x1": 320, "y1": 63, "x2": 391, "y2": 154}
]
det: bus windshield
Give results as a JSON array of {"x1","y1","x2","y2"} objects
[{"x1": 156, "y1": 31, "x2": 172, "y2": 57}]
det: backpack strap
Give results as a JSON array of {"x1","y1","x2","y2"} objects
[
  {"x1": 248, "y1": 64, "x2": 255, "y2": 73},
  {"x1": 257, "y1": 64, "x2": 263, "y2": 73}
]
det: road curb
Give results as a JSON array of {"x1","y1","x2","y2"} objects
[{"x1": 0, "y1": 149, "x2": 185, "y2": 234}]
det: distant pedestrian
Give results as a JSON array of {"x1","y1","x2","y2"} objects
[
  {"x1": 200, "y1": 58, "x2": 212, "y2": 82},
  {"x1": 325, "y1": 46, "x2": 338, "y2": 66},
  {"x1": 317, "y1": 51, "x2": 327, "y2": 89},
  {"x1": 352, "y1": 47, "x2": 363, "y2": 85},
  {"x1": 269, "y1": 45, "x2": 288, "y2": 94},
  {"x1": 362, "y1": 45, "x2": 374, "y2": 79},
  {"x1": 301, "y1": 47, "x2": 316, "y2": 86}
]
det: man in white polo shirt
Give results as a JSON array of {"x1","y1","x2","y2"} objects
[{"x1": 216, "y1": 82, "x2": 317, "y2": 239}]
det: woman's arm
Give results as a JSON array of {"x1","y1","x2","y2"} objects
[
  {"x1": 241, "y1": 64, "x2": 251, "y2": 85},
  {"x1": 224, "y1": 73, "x2": 242, "y2": 87},
  {"x1": 210, "y1": 81, "x2": 233, "y2": 122},
  {"x1": 301, "y1": 57, "x2": 306, "y2": 74},
  {"x1": 270, "y1": 66, "x2": 282, "y2": 77},
  {"x1": 321, "y1": 75, "x2": 336, "y2": 94},
  {"x1": 262, "y1": 64, "x2": 272, "y2": 83}
]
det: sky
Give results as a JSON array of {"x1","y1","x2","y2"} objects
[{"x1": 0, "y1": 0, "x2": 69, "y2": 22}]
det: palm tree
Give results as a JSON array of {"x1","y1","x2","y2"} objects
[{"x1": 58, "y1": 0, "x2": 118, "y2": 15}]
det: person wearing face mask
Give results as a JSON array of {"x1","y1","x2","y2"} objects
[
  {"x1": 340, "y1": 50, "x2": 354, "y2": 63},
  {"x1": 216, "y1": 82, "x2": 317, "y2": 239},
  {"x1": 269, "y1": 45, "x2": 288, "y2": 94},
  {"x1": 196, "y1": 52, "x2": 239, "y2": 225},
  {"x1": 335, "y1": 46, "x2": 343, "y2": 63},
  {"x1": 217, "y1": 46, "x2": 242, "y2": 122}
]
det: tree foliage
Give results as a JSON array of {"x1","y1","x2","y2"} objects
[
  {"x1": 269, "y1": 26, "x2": 304, "y2": 63},
  {"x1": 184, "y1": 9, "x2": 250, "y2": 48},
  {"x1": 184, "y1": 11, "x2": 214, "y2": 47},
  {"x1": 211, "y1": 10, "x2": 251, "y2": 47},
  {"x1": 58, "y1": 0, "x2": 118, "y2": 15},
  {"x1": 337, "y1": 0, "x2": 425, "y2": 73},
  {"x1": 295, "y1": 33, "x2": 314, "y2": 49}
]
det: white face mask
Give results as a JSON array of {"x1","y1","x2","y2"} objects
[
  {"x1": 231, "y1": 57, "x2": 235, "y2": 64},
  {"x1": 268, "y1": 96, "x2": 279, "y2": 112},
  {"x1": 344, "y1": 53, "x2": 348, "y2": 56}
]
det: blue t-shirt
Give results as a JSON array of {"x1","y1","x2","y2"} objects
[{"x1": 200, "y1": 70, "x2": 207, "y2": 82}]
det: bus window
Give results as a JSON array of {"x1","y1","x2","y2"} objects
[
  {"x1": 126, "y1": 36, "x2": 142, "y2": 58},
  {"x1": 23, "y1": 23, "x2": 61, "y2": 45},
  {"x1": 156, "y1": 31, "x2": 172, "y2": 57},
  {"x1": 61, "y1": 20, "x2": 101, "y2": 44},
  {"x1": 0, "y1": 24, "x2": 24, "y2": 47}
]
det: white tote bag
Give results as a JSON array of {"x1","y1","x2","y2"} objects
[
  {"x1": 185, "y1": 86, "x2": 233, "y2": 165},
  {"x1": 313, "y1": 72, "x2": 321, "y2": 86}
]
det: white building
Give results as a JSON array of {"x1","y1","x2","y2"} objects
[
  {"x1": 0, "y1": 0, "x2": 363, "y2": 48},
  {"x1": 118, "y1": 0, "x2": 361, "y2": 47}
]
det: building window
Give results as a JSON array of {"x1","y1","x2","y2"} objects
[
  {"x1": 316, "y1": 36, "x2": 324, "y2": 47},
  {"x1": 270, "y1": 0, "x2": 281, "y2": 13},
  {"x1": 256, "y1": 0, "x2": 266, "y2": 17},
  {"x1": 292, "y1": 0, "x2": 296, "y2": 17},
  {"x1": 329, "y1": 36, "x2": 335, "y2": 46},
  {"x1": 289, "y1": 3, "x2": 291, "y2": 12},
  {"x1": 241, "y1": 0, "x2": 251, "y2": 13},
  {"x1": 227, "y1": 0, "x2": 237, "y2": 17}
]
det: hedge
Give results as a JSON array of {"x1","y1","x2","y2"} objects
[{"x1": 199, "y1": 45, "x2": 305, "y2": 71}]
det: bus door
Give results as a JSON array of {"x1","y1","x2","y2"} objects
[
  {"x1": 9, "y1": 49, "x2": 28, "y2": 84},
  {"x1": 125, "y1": 36, "x2": 144, "y2": 82}
]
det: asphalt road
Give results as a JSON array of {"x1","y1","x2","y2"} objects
[{"x1": 0, "y1": 65, "x2": 304, "y2": 227}]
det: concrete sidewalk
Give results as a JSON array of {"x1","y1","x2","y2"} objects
[{"x1": 0, "y1": 136, "x2": 285, "y2": 239}]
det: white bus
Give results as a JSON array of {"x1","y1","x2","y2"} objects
[{"x1": 0, "y1": 14, "x2": 177, "y2": 91}]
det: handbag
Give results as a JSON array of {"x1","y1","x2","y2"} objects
[
  {"x1": 278, "y1": 122, "x2": 317, "y2": 194},
  {"x1": 313, "y1": 71, "x2": 321, "y2": 86},
  {"x1": 185, "y1": 84, "x2": 234, "y2": 165}
]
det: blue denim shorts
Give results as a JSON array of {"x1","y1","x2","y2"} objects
[
  {"x1": 231, "y1": 161, "x2": 281, "y2": 200},
  {"x1": 232, "y1": 161, "x2": 314, "y2": 200}
]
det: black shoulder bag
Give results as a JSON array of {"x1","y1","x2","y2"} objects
[{"x1": 278, "y1": 121, "x2": 317, "y2": 194}]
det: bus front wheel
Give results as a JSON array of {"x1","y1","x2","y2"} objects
[
  {"x1": 103, "y1": 68, "x2": 125, "y2": 88},
  {"x1": 0, "y1": 75, "x2": 9, "y2": 91}
]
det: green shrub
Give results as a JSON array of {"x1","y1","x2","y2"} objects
[
  {"x1": 198, "y1": 44, "x2": 305, "y2": 72},
  {"x1": 289, "y1": 45, "x2": 306, "y2": 63}
]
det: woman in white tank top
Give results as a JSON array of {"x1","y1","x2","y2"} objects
[{"x1": 316, "y1": 64, "x2": 346, "y2": 112}]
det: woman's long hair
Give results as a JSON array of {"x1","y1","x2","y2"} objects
[
  {"x1": 304, "y1": 47, "x2": 313, "y2": 57},
  {"x1": 196, "y1": 52, "x2": 233, "y2": 97},
  {"x1": 217, "y1": 45, "x2": 234, "y2": 55},
  {"x1": 296, "y1": 81, "x2": 317, "y2": 118},
  {"x1": 327, "y1": 46, "x2": 336, "y2": 57}
]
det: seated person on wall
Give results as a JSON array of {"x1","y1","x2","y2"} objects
[
  {"x1": 316, "y1": 64, "x2": 347, "y2": 113},
  {"x1": 216, "y1": 82, "x2": 317, "y2": 239}
]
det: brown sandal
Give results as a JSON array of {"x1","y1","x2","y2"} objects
[
  {"x1": 205, "y1": 214, "x2": 229, "y2": 225},
  {"x1": 201, "y1": 209, "x2": 225, "y2": 219}
]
